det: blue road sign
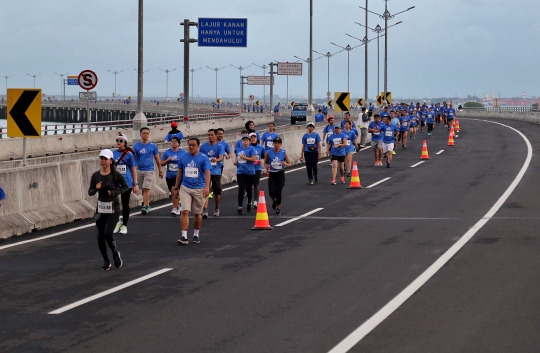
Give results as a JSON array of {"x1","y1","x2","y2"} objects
[
  {"x1": 198, "y1": 18, "x2": 247, "y2": 47},
  {"x1": 67, "y1": 78, "x2": 78, "y2": 85}
]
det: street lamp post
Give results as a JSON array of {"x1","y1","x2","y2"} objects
[
  {"x1": 1, "y1": 75, "x2": 13, "y2": 95},
  {"x1": 206, "y1": 66, "x2": 227, "y2": 102},
  {"x1": 27, "y1": 74, "x2": 41, "y2": 88},
  {"x1": 313, "y1": 50, "x2": 341, "y2": 100},
  {"x1": 359, "y1": 1, "x2": 415, "y2": 101},
  {"x1": 133, "y1": 0, "x2": 147, "y2": 143},
  {"x1": 54, "y1": 72, "x2": 69, "y2": 100},
  {"x1": 252, "y1": 63, "x2": 268, "y2": 105},
  {"x1": 231, "y1": 64, "x2": 252, "y2": 110},
  {"x1": 330, "y1": 43, "x2": 354, "y2": 92},
  {"x1": 189, "y1": 67, "x2": 202, "y2": 103},
  {"x1": 158, "y1": 68, "x2": 176, "y2": 101},
  {"x1": 107, "y1": 70, "x2": 124, "y2": 99}
]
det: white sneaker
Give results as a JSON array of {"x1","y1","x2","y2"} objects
[
  {"x1": 252, "y1": 201, "x2": 258, "y2": 208},
  {"x1": 119, "y1": 225, "x2": 128, "y2": 234},
  {"x1": 173, "y1": 207, "x2": 181, "y2": 216},
  {"x1": 171, "y1": 207, "x2": 176, "y2": 215},
  {"x1": 113, "y1": 221, "x2": 123, "y2": 234}
]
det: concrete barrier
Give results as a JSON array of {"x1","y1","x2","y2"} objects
[
  {"x1": 0, "y1": 119, "x2": 368, "y2": 239},
  {"x1": 458, "y1": 110, "x2": 540, "y2": 125}
]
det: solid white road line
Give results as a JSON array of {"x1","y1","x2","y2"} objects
[
  {"x1": 410, "y1": 161, "x2": 425, "y2": 168},
  {"x1": 48, "y1": 268, "x2": 173, "y2": 314},
  {"x1": 436, "y1": 150, "x2": 444, "y2": 155},
  {"x1": 365, "y1": 177, "x2": 391, "y2": 189},
  {"x1": 328, "y1": 120, "x2": 532, "y2": 353},
  {"x1": 274, "y1": 208, "x2": 324, "y2": 227}
]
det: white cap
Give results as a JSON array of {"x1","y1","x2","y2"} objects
[
  {"x1": 116, "y1": 133, "x2": 128, "y2": 142},
  {"x1": 99, "y1": 149, "x2": 114, "y2": 160},
  {"x1": 307, "y1": 122, "x2": 315, "y2": 127},
  {"x1": 248, "y1": 132, "x2": 257, "y2": 138}
]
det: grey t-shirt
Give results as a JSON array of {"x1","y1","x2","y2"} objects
[{"x1": 88, "y1": 171, "x2": 129, "y2": 211}]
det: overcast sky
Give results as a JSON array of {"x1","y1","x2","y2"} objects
[{"x1": 1, "y1": 0, "x2": 539, "y2": 101}]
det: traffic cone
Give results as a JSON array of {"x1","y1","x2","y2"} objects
[
  {"x1": 420, "y1": 140, "x2": 430, "y2": 160},
  {"x1": 447, "y1": 131, "x2": 455, "y2": 146},
  {"x1": 252, "y1": 191, "x2": 273, "y2": 230},
  {"x1": 347, "y1": 162, "x2": 362, "y2": 189},
  {"x1": 456, "y1": 119, "x2": 460, "y2": 132},
  {"x1": 450, "y1": 125, "x2": 455, "y2": 138}
]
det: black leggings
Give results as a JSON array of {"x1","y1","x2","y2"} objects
[
  {"x1": 120, "y1": 188, "x2": 133, "y2": 226},
  {"x1": 304, "y1": 150, "x2": 318, "y2": 180},
  {"x1": 268, "y1": 171, "x2": 285, "y2": 206},
  {"x1": 237, "y1": 174, "x2": 254, "y2": 207},
  {"x1": 253, "y1": 170, "x2": 262, "y2": 201},
  {"x1": 95, "y1": 211, "x2": 120, "y2": 262},
  {"x1": 427, "y1": 123, "x2": 434, "y2": 133}
]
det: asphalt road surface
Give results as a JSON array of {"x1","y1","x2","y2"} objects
[{"x1": 1, "y1": 118, "x2": 539, "y2": 353}]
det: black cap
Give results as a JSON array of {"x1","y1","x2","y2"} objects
[{"x1": 273, "y1": 137, "x2": 283, "y2": 143}]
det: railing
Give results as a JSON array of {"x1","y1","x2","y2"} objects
[
  {"x1": 462, "y1": 106, "x2": 535, "y2": 112},
  {"x1": 0, "y1": 111, "x2": 241, "y2": 139}
]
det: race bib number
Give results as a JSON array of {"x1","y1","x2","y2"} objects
[
  {"x1": 327, "y1": 132, "x2": 333, "y2": 137},
  {"x1": 266, "y1": 141, "x2": 273, "y2": 148},
  {"x1": 237, "y1": 157, "x2": 247, "y2": 164},
  {"x1": 97, "y1": 201, "x2": 114, "y2": 214},
  {"x1": 168, "y1": 164, "x2": 178, "y2": 172},
  {"x1": 211, "y1": 161, "x2": 217, "y2": 166},
  {"x1": 373, "y1": 132, "x2": 380, "y2": 135},
  {"x1": 332, "y1": 138, "x2": 342, "y2": 145},
  {"x1": 402, "y1": 122, "x2": 408, "y2": 127},
  {"x1": 306, "y1": 137, "x2": 315, "y2": 145},
  {"x1": 346, "y1": 140, "x2": 351, "y2": 146},
  {"x1": 116, "y1": 165, "x2": 127, "y2": 175},
  {"x1": 385, "y1": 130, "x2": 393, "y2": 137},
  {"x1": 185, "y1": 167, "x2": 198, "y2": 178},
  {"x1": 449, "y1": 112, "x2": 454, "y2": 117},
  {"x1": 271, "y1": 161, "x2": 283, "y2": 170}
]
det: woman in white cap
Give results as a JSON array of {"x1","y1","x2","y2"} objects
[
  {"x1": 88, "y1": 149, "x2": 130, "y2": 271},
  {"x1": 112, "y1": 133, "x2": 138, "y2": 234}
]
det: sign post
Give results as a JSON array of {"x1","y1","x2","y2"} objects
[{"x1": 78, "y1": 70, "x2": 98, "y2": 133}]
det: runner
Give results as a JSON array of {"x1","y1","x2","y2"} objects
[
  {"x1": 174, "y1": 138, "x2": 211, "y2": 245},
  {"x1": 426, "y1": 107, "x2": 435, "y2": 135},
  {"x1": 161, "y1": 136, "x2": 186, "y2": 216},
  {"x1": 329, "y1": 125, "x2": 347, "y2": 185},
  {"x1": 245, "y1": 120, "x2": 261, "y2": 143},
  {"x1": 419, "y1": 106, "x2": 427, "y2": 133},
  {"x1": 264, "y1": 137, "x2": 291, "y2": 215},
  {"x1": 368, "y1": 114, "x2": 384, "y2": 166},
  {"x1": 300, "y1": 122, "x2": 322, "y2": 184},
  {"x1": 315, "y1": 108, "x2": 325, "y2": 122},
  {"x1": 261, "y1": 123, "x2": 278, "y2": 155},
  {"x1": 250, "y1": 132, "x2": 265, "y2": 208},
  {"x1": 441, "y1": 101, "x2": 448, "y2": 127},
  {"x1": 409, "y1": 109, "x2": 418, "y2": 140},
  {"x1": 216, "y1": 128, "x2": 232, "y2": 174},
  {"x1": 447, "y1": 102, "x2": 456, "y2": 130},
  {"x1": 234, "y1": 135, "x2": 258, "y2": 215},
  {"x1": 390, "y1": 111, "x2": 400, "y2": 155},
  {"x1": 342, "y1": 121, "x2": 358, "y2": 177},
  {"x1": 234, "y1": 129, "x2": 249, "y2": 154},
  {"x1": 112, "y1": 133, "x2": 138, "y2": 234},
  {"x1": 380, "y1": 106, "x2": 390, "y2": 120},
  {"x1": 164, "y1": 121, "x2": 185, "y2": 142},
  {"x1": 357, "y1": 107, "x2": 370, "y2": 149},
  {"x1": 133, "y1": 127, "x2": 163, "y2": 215},
  {"x1": 88, "y1": 149, "x2": 129, "y2": 270},
  {"x1": 340, "y1": 112, "x2": 357, "y2": 131},
  {"x1": 435, "y1": 103, "x2": 441, "y2": 126},
  {"x1": 199, "y1": 129, "x2": 225, "y2": 217},
  {"x1": 375, "y1": 117, "x2": 399, "y2": 168},
  {"x1": 322, "y1": 115, "x2": 336, "y2": 166},
  {"x1": 399, "y1": 110, "x2": 410, "y2": 149}
]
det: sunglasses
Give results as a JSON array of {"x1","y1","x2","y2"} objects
[{"x1": 116, "y1": 139, "x2": 125, "y2": 143}]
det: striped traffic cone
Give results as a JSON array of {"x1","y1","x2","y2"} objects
[
  {"x1": 420, "y1": 140, "x2": 430, "y2": 160},
  {"x1": 456, "y1": 119, "x2": 460, "y2": 132},
  {"x1": 252, "y1": 191, "x2": 273, "y2": 230},
  {"x1": 447, "y1": 131, "x2": 455, "y2": 146},
  {"x1": 450, "y1": 125, "x2": 456, "y2": 138},
  {"x1": 347, "y1": 162, "x2": 362, "y2": 189}
]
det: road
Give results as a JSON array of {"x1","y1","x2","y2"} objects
[{"x1": 1, "y1": 118, "x2": 539, "y2": 353}]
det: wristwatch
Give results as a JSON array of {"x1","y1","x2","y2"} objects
[{"x1": 133, "y1": 183, "x2": 138, "y2": 186}]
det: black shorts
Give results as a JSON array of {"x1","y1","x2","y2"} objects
[
  {"x1": 166, "y1": 177, "x2": 176, "y2": 193},
  {"x1": 420, "y1": 121, "x2": 426, "y2": 126},
  {"x1": 210, "y1": 175, "x2": 222, "y2": 195},
  {"x1": 331, "y1": 155, "x2": 345, "y2": 162}
]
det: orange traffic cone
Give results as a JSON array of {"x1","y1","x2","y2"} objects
[
  {"x1": 455, "y1": 119, "x2": 460, "y2": 132},
  {"x1": 347, "y1": 162, "x2": 362, "y2": 189},
  {"x1": 450, "y1": 125, "x2": 455, "y2": 138},
  {"x1": 252, "y1": 191, "x2": 274, "y2": 230},
  {"x1": 420, "y1": 140, "x2": 430, "y2": 160},
  {"x1": 447, "y1": 131, "x2": 455, "y2": 146}
]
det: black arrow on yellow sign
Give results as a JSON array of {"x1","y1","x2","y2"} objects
[
  {"x1": 335, "y1": 92, "x2": 349, "y2": 112},
  {"x1": 9, "y1": 90, "x2": 40, "y2": 136}
]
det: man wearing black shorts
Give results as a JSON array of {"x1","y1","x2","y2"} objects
[{"x1": 199, "y1": 129, "x2": 225, "y2": 217}]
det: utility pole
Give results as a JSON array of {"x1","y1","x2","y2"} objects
[
  {"x1": 231, "y1": 64, "x2": 252, "y2": 111},
  {"x1": 133, "y1": 0, "x2": 146, "y2": 143},
  {"x1": 330, "y1": 43, "x2": 354, "y2": 93},
  {"x1": 269, "y1": 62, "x2": 275, "y2": 113},
  {"x1": 206, "y1": 66, "x2": 227, "y2": 102},
  {"x1": 1, "y1": 75, "x2": 13, "y2": 95},
  {"x1": 27, "y1": 74, "x2": 41, "y2": 88},
  {"x1": 180, "y1": 19, "x2": 198, "y2": 121},
  {"x1": 54, "y1": 72, "x2": 69, "y2": 99},
  {"x1": 189, "y1": 67, "x2": 202, "y2": 103},
  {"x1": 307, "y1": 0, "x2": 314, "y2": 123},
  {"x1": 158, "y1": 68, "x2": 176, "y2": 101},
  {"x1": 107, "y1": 70, "x2": 124, "y2": 99}
]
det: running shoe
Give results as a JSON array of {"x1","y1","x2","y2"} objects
[
  {"x1": 113, "y1": 221, "x2": 122, "y2": 233},
  {"x1": 202, "y1": 210, "x2": 208, "y2": 219},
  {"x1": 347, "y1": 173, "x2": 351, "y2": 177},
  {"x1": 171, "y1": 208, "x2": 176, "y2": 215},
  {"x1": 331, "y1": 180, "x2": 336, "y2": 185},
  {"x1": 119, "y1": 225, "x2": 128, "y2": 234},
  {"x1": 374, "y1": 161, "x2": 378, "y2": 166},
  {"x1": 177, "y1": 236, "x2": 189, "y2": 245},
  {"x1": 387, "y1": 161, "x2": 390, "y2": 168},
  {"x1": 252, "y1": 201, "x2": 258, "y2": 208},
  {"x1": 113, "y1": 251, "x2": 123, "y2": 268},
  {"x1": 238, "y1": 207, "x2": 243, "y2": 215},
  {"x1": 392, "y1": 151, "x2": 396, "y2": 155},
  {"x1": 247, "y1": 203, "x2": 252, "y2": 213},
  {"x1": 140, "y1": 207, "x2": 147, "y2": 215},
  {"x1": 209, "y1": 192, "x2": 214, "y2": 199},
  {"x1": 145, "y1": 206, "x2": 151, "y2": 213},
  {"x1": 275, "y1": 209, "x2": 281, "y2": 215},
  {"x1": 340, "y1": 177, "x2": 345, "y2": 184},
  {"x1": 403, "y1": 146, "x2": 407, "y2": 149},
  {"x1": 192, "y1": 235, "x2": 201, "y2": 244},
  {"x1": 101, "y1": 261, "x2": 111, "y2": 271},
  {"x1": 308, "y1": 179, "x2": 314, "y2": 185},
  {"x1": 213, "y1": 209, "x2": 220, "y2": 217},
  {"x1": 173, "y1": 207, "x2": 181, "y2": 216}
]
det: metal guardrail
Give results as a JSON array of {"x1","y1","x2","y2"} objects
[
  {"x1": 462, "y1": 106, "x2": 536, "y2": 112},
  {"x1": 0, "y1": 111, "x2": 241, "y2": 138}
]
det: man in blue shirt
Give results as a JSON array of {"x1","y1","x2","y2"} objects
[
  {"x1": 315, "y1": 109, "x2": 325, "y2": 122},
  {"x1": 134, "y1": 127, "x2": 163, "y2": 214},
  {"x1": 174, "y1": 138, "x2": 211, "y2": 245},
  {"x1": 380, "y1": 106, "x2": 390, "y2": 119},
  {"x1": 199, "y1": 129, "x2": 225, "y2": 218},
  {"x1": 216, "y1": 128, "x2": 232, "y2": 174},
  {"x1": 373, "y1": 116, "x2": 399, "y2": 168},
  {"x1": 447, "y1": 102, "x2": 456, "y2": 131},
  {"x1": 368, "y1": 114, "x2": 385, "y2": 166},
  {"x1": 160, "y1": 136, "x2": 186, "y2": 216}
]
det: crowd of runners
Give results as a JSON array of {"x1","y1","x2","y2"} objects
[{"x1": 88, "y1": 102, "x2": 458, "y2": 270}]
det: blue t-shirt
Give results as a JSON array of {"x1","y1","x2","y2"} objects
[
  {"x1": 343, "y1": 130, "x2": 358, "y2": 153},
  {"x1": 329, "y1": 132, "x2": 346, "y2": 156},
  {"x1": 380, "y1": 124, "x2": 399, "y2": 143},
  {"x1": 447, "y1": 108, "x2": 456, "y2": 120},
  {"x1": 426, "y1": 112, "x2": 435, "y2": 124},
  {"x1": 218, "y1": 140, "x2": 231, "y2": 166},
  {"x1": 164, "y1": 131, "x2": 184, "y2": 142},
  {"x1": 340, "y1": 119, "x2": 357, "y2": 130},
  {"x1": 0, "y1": 186, "x2": 5, "y2": 201},
  {"x1": 267, "y1": 149, "x2": 287, "y2": 172},
  {"x1": 323, "y1": 124, "x2": 336, "y2": 142},
  {"x1": 113, "y1": 149, "x2": 138, "y2": 187},
  {"x1": 251, "y1": 144, "x2": 265, "y2": 171},
  {"x1": 380, "y1": 111, "x2": 390, "y2": 119},
  {"x1": 236, "y1": 145, "x2": 257, "y2": 175},
  {"x1": 315, "y1": 113, "x2": 325, "y2": 122},
  {"x1": 178, "y1": 152, "x2": 211, "y2": 189},
  {"x1": 261, "y1": 131, "x2": 279, "y2": 150},
  {"x1": 399, "y1": 117, "x2": 410, "y2": 131},
  {"x1": 199, "y1": 142, "x2": 225, "y2": 176},
  {"x1": 410, "y1": 115, "x2": 418, "y2": 127},
  {"x1": 368, "y1": 121, "x2": 385, "y2": 142},
  {"x1": 302, "y1": 132, "x2": 321, "y2": 152},
  {"x1": 133, "y1": 141, "x2": 159, "y2": 172},
  {"x1": 162, "y1": 148, "x2": 187, "y2": 179}
]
